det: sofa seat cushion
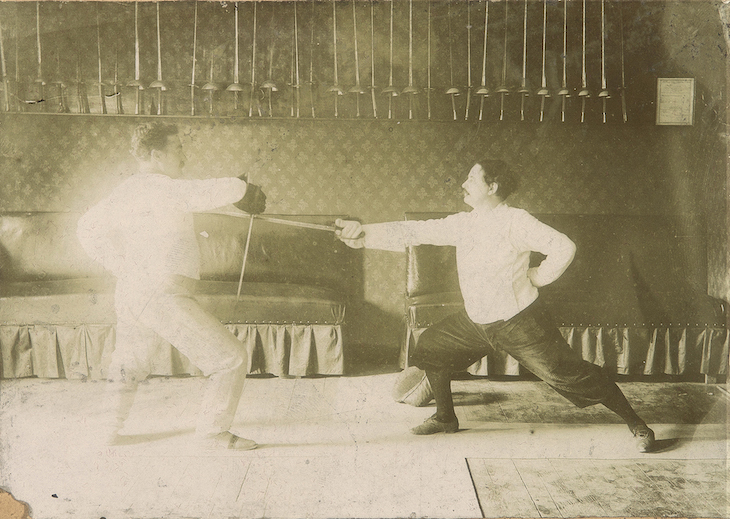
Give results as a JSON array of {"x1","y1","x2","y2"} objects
[
  {"x1": 539, "y1": 287, "x2": 727, "y2": 328},
  {"x1": 194, "y1": 281, "x2": 345, "y2": 325},
  {"x1": 0, "y1": 278, "x2": 346, "y2": 326},
  {"x1": 407, "y1": 288, "x2": 726, "y2": 329},
  {"x1": 0, "y1": 278, "x2": 116, "y2": 325}
]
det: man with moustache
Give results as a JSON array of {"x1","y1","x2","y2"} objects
[{"x1": 335, "y1": 159, "x2": 656, "y2": 453}]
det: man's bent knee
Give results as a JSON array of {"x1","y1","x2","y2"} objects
[{"x1": 409, "y1": 327, "x2": 452, "y2": 371}]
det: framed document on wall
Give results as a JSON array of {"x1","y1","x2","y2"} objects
[{"x1": 656, "y1": 78, "x2": 695, "y2": 125}]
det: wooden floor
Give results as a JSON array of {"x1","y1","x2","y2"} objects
[
  {"x1": 468, "y1": 458, "x2": 728, "y2": 518},
  {"x1": 0, "y1": 373, "x2": 727, "y2": 519}
]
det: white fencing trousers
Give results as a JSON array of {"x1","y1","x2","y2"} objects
[{"x1": 107, "y1": 275, "x2": 247, "y2": 438}]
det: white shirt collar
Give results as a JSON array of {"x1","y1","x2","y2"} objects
[{"x1": 471, "y1": 201, "x2": 508, "y2": 218}]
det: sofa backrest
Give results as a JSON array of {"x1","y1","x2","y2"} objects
[
  {"x1": 405, "y1": 212, "x2": 724, "y2": 326},
  {"x1": 0, "y1": 212, "x2": 106, "y2": 282},
  {"x1": 0, "y1": 212, "x2": 357, "y2": 295},
  {"x1": 194, "y1": 213, "x2": 356, "y2": 294}
]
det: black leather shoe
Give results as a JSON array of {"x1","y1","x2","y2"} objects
[
  {"x1": 631, "y1": 424, "x2": 656, "y2": 453},
  {"x1": 410, "y1": 414, "x2": 459, "y2": 435}
]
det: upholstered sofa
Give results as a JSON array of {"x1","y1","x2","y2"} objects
[
  {"x1": 0, "y1": 211, "x2": 356, "y2": 380},
  {"x1": 401, "y1": 212, "x2": 728, "y2": 383}
]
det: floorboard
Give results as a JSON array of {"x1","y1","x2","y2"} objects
[
  {"x1": 512, "y1": 459, "x2": 563, "y2": 517},
  {"x1": 467, "y1": 458, "x2": 540, "y2": 518},
  {"x1": 545, "y1": 459, "x2": 611, "y2": 518}
]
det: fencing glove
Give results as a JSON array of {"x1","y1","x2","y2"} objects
[{"x1": 234, "y1": 179, "x2": 267, "y2": 214}]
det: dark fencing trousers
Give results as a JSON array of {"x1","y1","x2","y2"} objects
[{"x1": 410, "y1": 300, "x2": 618, "y2": 408}]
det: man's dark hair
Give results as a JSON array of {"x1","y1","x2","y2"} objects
[
  {"x1": 130, "y1": 123, "x2": 179, "y2": 161},
  {"x1": 474, "y1": 159, "x2": 519, "y2": 200}
]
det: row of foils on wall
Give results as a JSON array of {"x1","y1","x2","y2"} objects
[{"x1": 0, "y1": 0, "x2": 630, "y2": 123}]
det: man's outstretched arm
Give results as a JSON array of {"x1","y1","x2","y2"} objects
[{"x1": 335, "y1": 216, "x2": 462, "y2": 251}]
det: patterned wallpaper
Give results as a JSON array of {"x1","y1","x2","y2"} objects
[
  {"x1": 0, "y1": 115, "x2": 688, "y2": 216},
  {"x1": 0, "y1": 113, "x2": 724, "y2": 348}
]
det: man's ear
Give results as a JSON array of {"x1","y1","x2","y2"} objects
[
  {"x1": 150, "y1": 148, "x2": 165, "y2": 164},
  {"x1": 487, "y1": 182, "x2": 499, "y2": 196}
]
